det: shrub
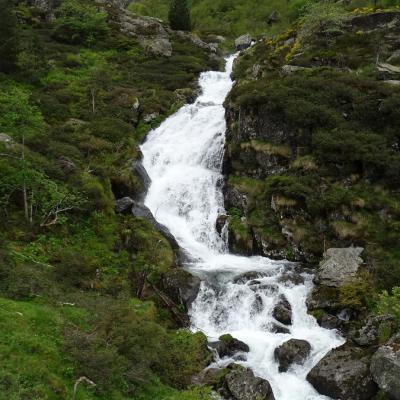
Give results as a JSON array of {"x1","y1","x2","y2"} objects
[
  {"x1": 376, "y1": 287, "x2": 400, "y2": 326},
  {"x1": 0, "y1": 0, "x2": 18, "y2": 73},
  {"x1": 52, "y1": 0, "x2": 110, "y2": 46},
  {"x1": 169, "y1": 0, "x2": 192, "y2": 31}
]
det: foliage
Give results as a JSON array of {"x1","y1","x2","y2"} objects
[
  {"x1": 0, "y1": 0, "x2": 18, "y2": 73},
  {"x1": 169, "y1": 0, "x2": 192, "y2": 31},
  {"x1": 52, "y1": 0, "x2": 110, "y2": 45},
  {"x1": 376, "y1": 287, "x2": 400, "y2": 325}
]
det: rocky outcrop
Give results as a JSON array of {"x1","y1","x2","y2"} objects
[
  {"x1": 272, "y1": 296, "x2": 292, "y2": 325},
  {"x1": 115, "y1": 196, "x2": 134, "y2": 213},
  {"x1": 315, "y1": 247, "x2": 364, "y2": 287},
  {"x1": 274, "y1": 339, "x2": 311, "y2": 372},
  {"x1": 210, "y1": 334, "x2": 250, "y2": 358},
  {"x1": 307, "y1": 344, "x2": 377, "y2": 400},
  {"x1": 235, "y1": 34, "x2": 252, "y2": 51},
  {"x1": 370, "y1": 337, "x2": 400, "y2": 399},
  {"x1": 225, "y1": 365, "x2": 275, "y2": 400},
  {"x1": 351, "y1": 315, "x2": 395, "y2": 346}
]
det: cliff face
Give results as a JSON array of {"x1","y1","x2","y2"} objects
[{"x1": 223, "y1": 10, "x2": 400, "y2": 277}]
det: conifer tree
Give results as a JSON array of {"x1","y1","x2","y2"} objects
[
  {"x1": 169, "y1": 0, "x2": 191, "y2": 31},
  {"x1": 0, "y1": 0, "x2": 18, "y2": 73}
]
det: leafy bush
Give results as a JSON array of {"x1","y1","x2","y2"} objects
[
  {"x1": 52, "y1": 0, "x2": 110, "y2": 46},
  {"x1": 169, "y1": 0, "x2": 192, "y2": 31},
  {"x1": 376, "y1": 287, "x2": 400, "y2": 325}
]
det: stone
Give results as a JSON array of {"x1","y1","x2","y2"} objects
[
  {"x1": 235, "y1": 34, "x2": 252, "y2": 51},
  {"x1": 210, "y1": 334, "x2": 250, "y2": 358},
  {"x1": 143, "y1": 112, "x2": 160, "y2": 122},
  {"x1": 225, "y1": 364, "x2": 275, "y2": 400},
  {"x1": 0, "y1": 133, "x2": 15, "y2": 149},
  {"x1": 115, "y1": 197, "x2": 134, "y2": 213},
  {"x1": 272, "y1": 295, "x2": 292, "y2": 325},
  {"x1": 142, "y1": 37, "x2": 172, "y2": 57},
  {"x1": 307, "y1": 344, "x2": 377, "y2": 400},
  {"x1": 233, "y1": 271, "x2": 270, "y2": 284},
  {"x1": 274, "y1": 339, "x2": 311, "y2": 372},
  {"x1": 377, "y1": 62, "x2": 400, "y2": 79},
  {"x1": 216, "y1": 214, "x2": 229, "y2": 234},
  {"x1": 315, "y1": 247, "x2": 364, "y2": 287},
  {"x1": 352, "y1": 315, "x2": 395, "y2": 346},
  {"x1": 281, "y1": 65, "x2": 309, "y2": 75},
  {"x1": 269, "y1": 323, "x2": 290, "y2": 334},
  {"x1": 371, "y1": 338, "x2": 400, "y2": 399},
  {"x1": 193, "y1": 367, "x2": 229, "y2": 387}
]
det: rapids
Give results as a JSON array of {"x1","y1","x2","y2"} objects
[{"x1": 141, "y1": 54, "x2": 344, "y2": 400}]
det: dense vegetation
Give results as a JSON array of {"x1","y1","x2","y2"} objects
[
  {"x1": 0, "y1": 0, "x2": 218, "y2": 398},
  {"x1": 225, "y1": 3, "x2": 400, "y2": 318}
]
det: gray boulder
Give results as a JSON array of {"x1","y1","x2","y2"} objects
[
  {"x1": 352, "y1": 315, "x2": 395, "y2": 346},
  {"x1": 315, "y1": 247, "x2": 364, "y2": 287},
  {"x1": 0, "y1": 133, "x2": 15, "y2": 149},
  {"x1": 274, "y1": 339, "x2": 311, "y2": 372},
  {"x1": 142, "y1": 37, "x2": 172, "y2": 57},
  {"x1": 115, "y1": 197, "x2": 134, "y2": 213},
  {"x1": 272, "y1": 295, "x2": 292, "y2": 325},
  {"x1": 370, "y1": 337, "x2": 400, "y2": 399},
  {"x1": 235, "y1": 34, "x2": 252, "y2": 51},
  {"x1": 307, "y1": 344, "x2": 377, "y2": 400},
  {"x1": 225, "y1": 365, "x2": 275, "y2": 400}
]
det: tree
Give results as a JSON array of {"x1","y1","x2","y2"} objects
[
  {"x1": 169, "y1": 0, "x2": 191, "y2": 31},
  {"x1": 0, "y1": 0, "x2": 18, "y2": 73}
]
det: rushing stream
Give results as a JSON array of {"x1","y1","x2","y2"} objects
[{"x1": 141, "y1": 55, "x2": 344, "y2": 400}]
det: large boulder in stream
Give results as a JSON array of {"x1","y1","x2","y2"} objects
[
  {"x1": 274, "y1": 339, "x2": 311, "y2": 372},
  {"x1": 235, "y1": 34, "x2": 252, "y2": 51},
  {"x1": 307, "y1": 344, "x2": 377, "y2": 399},
  {"x1": 225, "y1": 364, "x2": 275, "y2": 400},
  {"x1": 210, "y1": 334, "x2": 250, "y2": 358},
  {"x1": 272, "y1": 295, "x2": 292, "y2": 325}
]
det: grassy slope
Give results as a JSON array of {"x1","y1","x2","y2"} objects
[{"x1": 0, "y1": 1, "x2": 217, "y2": 399}]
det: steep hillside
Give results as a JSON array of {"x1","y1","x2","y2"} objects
[{"x1": 0, "y1": 1, "x2": 220, "y2": 399}]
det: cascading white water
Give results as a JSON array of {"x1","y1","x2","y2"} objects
[{"x1": 141, "y1": 55, "x2": 344, "y2": 400}]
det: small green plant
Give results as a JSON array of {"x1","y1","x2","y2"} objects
[{"x1": 377, "y1": 287, "x2": 400, "y2": 325}]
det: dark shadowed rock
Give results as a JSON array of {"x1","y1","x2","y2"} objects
[
  {"x1": 235, "y1": 34, "x2": 252, "y2": 51},
  {"x1": 307, "y1": 344, "x2": 377, "y2": 400},
  {"x1": 115, "y1": 197, "x2": 134, "y2": 213},
  {"x1": 273, "y1": 296, "x2": 292, "y2": 325},
  {"x1": 216, "y1": 214, "x2": 229, "y2": 234},
  {"x1": 210, "y1": 334, "x2": 250, "y2": 358},
  {"x1": 371, "y1": 337, "x2": 400, "y2": 399},
  {"x1": 225, "y1": 364, "x2": 275, "y2": 400},
  {"x1": 269, "y1": 323, "x2": 290, "y2": 334},
  {"x1": 193, "y1": 367, "x2": 230, "y2": 387},
  {"x1": 274, "y1": 339, "x2": 311, "y2": 372},
  {"x1": 133, "y1": 160, "x2": 151, "y2": 190},
  {"x1": 233, "y1": 271, "x2": 270, "y2": 284},
  {"x1": 131, "y1": 202, "x2": 180, "y2": 252}
]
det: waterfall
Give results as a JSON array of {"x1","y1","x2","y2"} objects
[{"x1": 141, "y1": 55, "x2": 344, "y2": 400}]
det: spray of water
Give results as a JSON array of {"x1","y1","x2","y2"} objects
[{"x1": 141, "y1": 55, "x2": 344, "y2": 400}]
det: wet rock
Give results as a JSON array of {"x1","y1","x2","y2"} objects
[
  {"x1": 133, "y1": 160, "x2": 151, "y2": 191},
  {"x1": 307, "y1": 344, "x2": 377, "y2": 400},
  {"x1": 115, "y1": 196, "x2": 134, "y2": 213},
  {"x1": 269, "y1": 323, "x2": 290, "y2": 334},
  {"x1": 211, "y1": 334, "x2": 250, "y2": 358},
  {"x1": 216, "y1": 214, "x2": 229, "y2": 234},
  {"x1": 161, "y1": 268, "x2": 201, "y2": 309},
  {"x1": 225, "y1": 364, "x2": 275, "y2": 400},
  {"x1": 272, "y1": 296, "x2": 292, "y2": 325},
  {"x1": 352, "y1": 315, "x2": 395, "y2": 346},
  {"x1": 370, "y1": 337, "x2": 400, "y2": 399},
  {"x1": 235, "y1": 34, "x2": 253, "y2": 51},
  {"x1": 274, "y1": 339, "x2": 311, "y2": 372},
  {"x1": 278, "y1": 271, "x2": 305, "y2": 286},
  {"x1": 233, "y1": 271, "x2": 270, "y2": 284},
  {"x1": 315, "y1": 247, "x2": 364, "y2": 287},
  {"x1": 224, "y1": 185, "x2": 249, "y2": 214}
]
